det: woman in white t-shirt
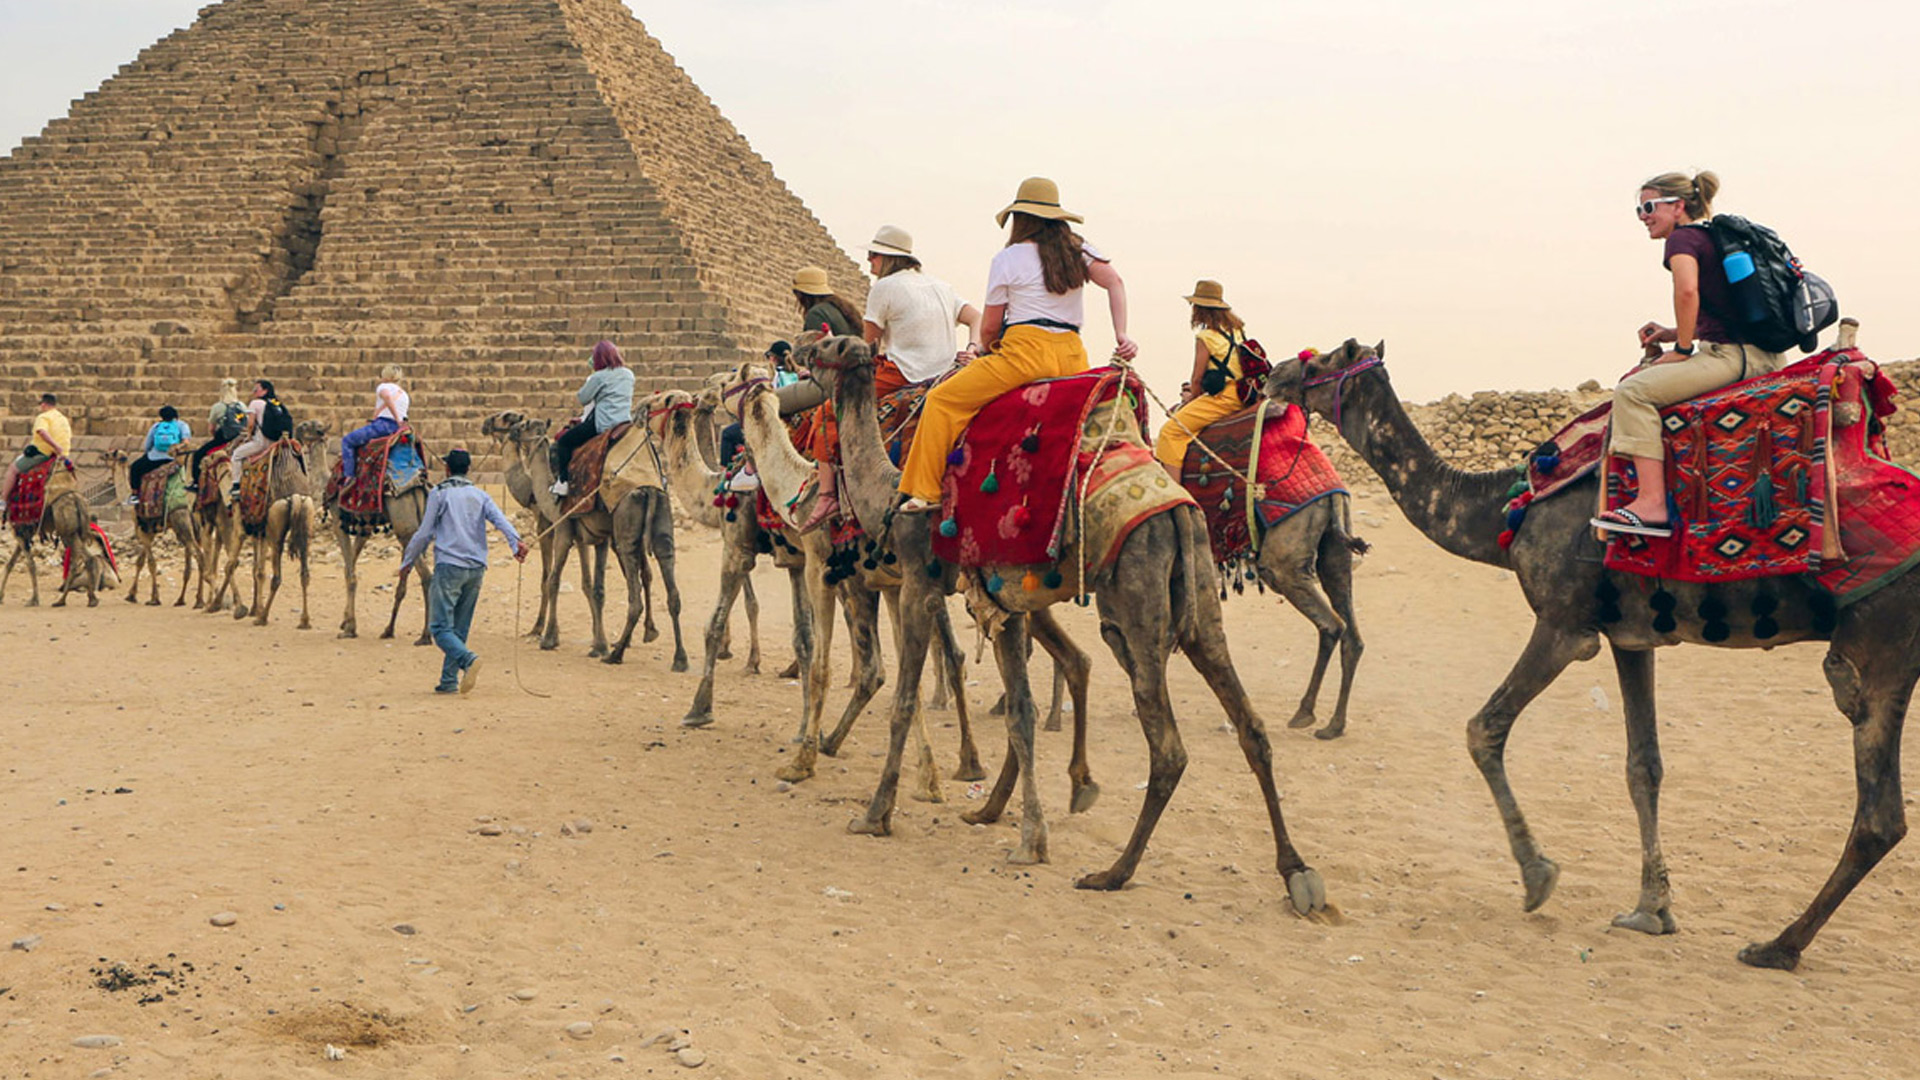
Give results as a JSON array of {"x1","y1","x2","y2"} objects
[
  {"x1": 896, "y1": 178, "x2": 1136, "y2": 511},
  {"x1": 341, "y1": 364, "x2": 410, "y2": 487}
]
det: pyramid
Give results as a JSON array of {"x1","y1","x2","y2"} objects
[{"x1": 0, "y1": 0, "x2": 862, "y2": 477}]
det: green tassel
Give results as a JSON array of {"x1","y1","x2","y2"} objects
[
  {"x1": 1747, "y1": 469, "x2": 1777, "y2": 529},
  {"x1": 1796, "y1": 467, "x2": 1810, "y2": 505},
  {"x1": 1507, "y1": 479, "x2": 1528, "y2": 498},
  {"x1": 981, "y1": 466, "x2": 1000, "y2": 494}
]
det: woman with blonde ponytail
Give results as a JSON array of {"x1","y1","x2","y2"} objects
[{"x1": 1593, "y1": 170, "x2": 1787, "y2": 536}]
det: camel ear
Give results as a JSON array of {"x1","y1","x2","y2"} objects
[{"x1": 1373, "y1": 340, "x2": 1386, "y2": 360}]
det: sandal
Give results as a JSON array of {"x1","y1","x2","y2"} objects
[
  {"x1": 1591, "y1": 508, "x2": 1674, "y2": 537},
  {"x1": 897, "y1": 496, "x2": 937, "y2": 514}
]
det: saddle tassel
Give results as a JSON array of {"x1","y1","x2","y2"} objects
[{"x1": 1746, "y1": 432, "x2": 1777, "y2": 530}]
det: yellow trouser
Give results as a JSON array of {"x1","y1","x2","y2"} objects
[
  {"x1": 1611, "y1": 340, "x2": 1786, "y2": 459},
  {"x1": 1153, "y1": 389, "x2": 1243, "y2": 470},
  {"x1": 897, "y1": 325, "x2": 1089, "y2": 502}
]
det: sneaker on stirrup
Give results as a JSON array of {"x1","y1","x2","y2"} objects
[{"x1": 550, "y1": 479, "x2": 570, "y2": 496}]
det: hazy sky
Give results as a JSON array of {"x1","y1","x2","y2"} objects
[{"x1": 4, "y1": 0, "x2": 1915, "y2": 401}]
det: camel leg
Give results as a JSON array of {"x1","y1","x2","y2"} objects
[
  {"x1": 540, "y1": 526, "x2": 574, "y2": 651},
  {"x1": 146, "y1": 533, "x2": 163, "y2": 605},
  {"x1": 337, "y1": 526, "x2": 362, "y2": 637},
  {"x1": 529, "y1": 532, "x2": 554, "y2": 638},
  {"x1": 1042, "y1": 664, "x2": 1067, "y2": 732},
  {"x1": 1739, "y1": 630, "x2": 1916, "y2": 971},
  {"x1": 171, "y1": 517, "x2": 197, "y2": 607},
  {"x1": 1472, "y1": 619, "x2": 1599, "y2": 913},
  {"x1": 775, "y1": 557, "x2": 837, "y2": 784},
  {"x1": 1272, "y1": 572, "x2": 1345, "y2": 732},
  {"x1": 24, "y1": 539, "x2": 40, "y2": 607},
  {"x1": 1608, "y1": 644, "x2": 1676, "y2": 936},
  {"x1": 605, "y1": 498, "x2": 647, "y2": 665},
  {"x1": 685, "y1": 537, "x2": 754, "y2": 727},
  {"x1": 990, "y1": 615, "x2": 1048, "y2": 864},
  {"x1": 124, "y1": 535, "x2": 146, "y2": 603},
  {"x1": 253, "y1": 510, "x2": 288, "y2": 626},
  {"x1": 849, "y1": 575, "x2": 941, "y2": 837},
  {"x1": 652, "y1": 496, "x2": 687, "y2": 673},
  {"x1": 387, "y1": 556, "x2": 431, "y2": 645},
  {"x1": 725, "y1": 570, "x2": 756, "y2": 669},
  {"x1": 585, "y1": 541, "x2": 610, "y2": 659},
  {"x1": 934, "y1": 600, "x2": 986, "y2": 782},
  {"x1": 1032, "y1": 608, "x2": 1096, "y2": 812},
  {"x1": 786, "y1": 564, "x2": 814, "y2": 723},
  {"x1": 820, "y1": 584, "x2": 886, "y2": 759},
  {"x1": 292, "y1": 499, "x2": 312, "y2": 629},
  {"x1": 0, "y1": 537, "x2": 21, "y2": 604},
  {"x1": 1313, "y1": 528, "x2": 1364, "y2": 741}
]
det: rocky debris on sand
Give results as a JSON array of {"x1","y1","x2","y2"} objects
[
  {"x1": 209, "y1": 911, "x2": 238, "y2": 927},
  {"x1": 676, "y1": 1048, "x2": 706, "y2": 1068},
  {"x1": 11, "y1": 935, "x2": 42, "y2": 952},
  {"x1": 566, "y1": 1021, "x2": 594, "y2": 1039},
  {"x1": 72, "y1": 1034, "x2": 123, "y2": 1049},
  {"x1": 512, "y1": 988, "x2": 538, "y2": 1001}
]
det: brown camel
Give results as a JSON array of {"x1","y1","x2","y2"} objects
[
  {"x1": 0, "y1": 464, "x2": 113, "y2": 608},
  {"x1": 808, "y1": 338, "x2": 1323, "y2": 908},
  {"x1": 292, "y1": 420, "x2": 433, "y2": 643},
  {"x1": 481, "y1": 413, "x2": 597, "y2": 644},
  {"x1": 486, "y1": 411, "x2": 685, "y2": 669},
  {"x1": 1266, "y1": 322, "x2": 1917, "y2": 969},
  {"x1": 106, "y1": 445, "x2": 201, "y2": 607},
  {"x1": 234, "y1": 440, "x2": 316, "y2": 628},
  {"x1": 191, "y1": 450, "x2": 248, "y2": 616}
]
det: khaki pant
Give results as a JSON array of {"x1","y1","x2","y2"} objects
[
  {"x1": 1611, "y1": 340, "x2": 1786, "y2": 459},
  {"x1": 227, "y1": 433, "x2": 271, "y2": 487},
  {"x1": 897, "y1": 326, "x2": 1088, "y2": 502},
  {"x1": 1154, "y1": 388, "x2": 1244, "y2": 470}
]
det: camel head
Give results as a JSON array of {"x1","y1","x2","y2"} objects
[
  {"x1": 481, "y1": 411, "x2": 528, "y2": 444},
  {"x1": 645, "y1": 389, "x2": 693, "y2": 441},
  {"x1": 696, "y1": 371, "x2": 728, "y2": 411},
  {"x1": 105, "y1": 447, "x2": 128, "y2": 466},
  {"x1": 507, "y1": 416, "x2": 550, "y2": 448},
  {"x1": 792, "y1": 333, "x2": 870, "y2": 396},
  {"x1": 715, "y1": 361, "x2": 773, "y2": 421},
  {"x1": 293, "y1": 419, "x2": 329, "y2": 446},
  {"x1": 1266, "y1": 338, "x2": 1386, "y2": 424}
]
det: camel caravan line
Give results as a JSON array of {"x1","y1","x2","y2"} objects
[{"x1": 9, "y1": 316, "x2": 1920, "y2": 972}]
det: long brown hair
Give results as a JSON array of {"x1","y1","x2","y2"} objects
[
  {"x1": 1191, "y1": 306, "x2": 1246, "y2": 336},
  {"x1": 1007, "y1": 213, "x2": 1089, "y2": 295},
  {"x1": 873, "y1": 254, "x2": 921, "y2": 278},
  {"x1": 793, "y1": 290, "x2": 864, "y2": 331}
]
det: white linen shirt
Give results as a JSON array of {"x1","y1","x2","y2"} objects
[
  {"x1": 864, "y1": 270, "x2": 967, "y2": 383},
  {"x1": 375, "y1": 381, "x2": 410, "y2": 422},
  {"x1": 984, "y1": 240, "x2": 1106, "y2": 334}
]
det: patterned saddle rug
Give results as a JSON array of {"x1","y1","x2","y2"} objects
[
  {"x1": 6, "y1": 457, "x2": 59, "y2": 528},
  {"x1": 933, "y1": 367, "x2": 1192, "y2": 574},
  {"x1": 1507, "y1": 349, "x2": 1920, "y2": 601},
  {"x1": 557, "y1": 419, "x2": 634, "y2": 516},
  {"x1": 240, "y1": 439, "x2": 305, "y2": 537},
  {"x1": 196, "y1": 446, "x2": 232, "y2": 513},
  {"x1": 135, "y1": 461, "x2": 184, "y2": 529},
  {"x1": 325, "y1": 426, "x2": 426, "y2": 534},
  {"x1": 1180, "y1": 400, "x2": 1346, "y2": 565}
]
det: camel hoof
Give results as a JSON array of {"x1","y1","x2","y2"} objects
[
  {"x1": 1006, "y1": 842, "x2": 1048, "y2": 866},
  {"x1": 777, "y1": 660, "x2": 801, "y2": 680},
  {"x1": 174, "y1": 600, "x2": 187, "y2": 607},
  {"x1": 297, "y1": 620, "x2": 311, "y2": 630},
  {"x1": 1313, "y1": 723, "x2": 1347, "y2": 741},
  {"x1": 953, "y1": 758, "x2": 987, "y2": 784},
  {"x1": 1043, "y1": 715, "x2": 1062, "y2": 733},
  {"x1": 960, "y1": 807, "x2": 1000, "y2": 827},
  {"x1": 1069, "y1": 780, "x2": 1101, "y2": 814},
  {"x1": 1286, "y1": 710, "x2": 1317, "y2": 730},
  {"x1": 146, "y1": 598, "x2": 162, "y2": 607},
  {"x1": 717, "y1": 646, "x2": 733, "y2": 661},
  {"x1": 1737, "y1": 940, "x2": 1801, "y2": 971},
  {"x1": 1075, "y1": 869, "x2": 1127, "y2": 891},
  {"x1": 1610, "y1": 908, "x2": 1676, "y2": 935},
  {"x1": 125, "y1": 591, "x2": 139, "y2": 603},
  {"x1": 909, "y1": 781, "x2": 945, "y2": 805},
  {"x1": 378, "y1": 628, "x2": 395, "y2": 640},
  {"x1": 25, "y1": 598, "x2": 37, "y2": 608},
  {"x1": 588, "y1": 646, "x2": 608, "y2": 659},
  {"x1": 681, "y1": 713, "x2": 714, "y2": 729},
  {"x1": 1521, "y1": 857, "x2": 1561, "y2": 912},
  {"x1": 52, "y1": 599, "x2": 66, "y2": 608},
  {"x1": 671, "y1": 654, "x2": 689, "y2": 674},
  {"x1": 414, "y1": 635, "x2": 432, "y2": 647},
  {"x1": 602, "y1": 652, "x2": 625, "y2": 665},
  {"x1": 539, "y1": 640, "x2": 558, "y2": 652},
  {"x1": 643, "y1": 626, "x2": 660, "y2": 644},
  {"x1": 847, "y1": 814, "x2": 891, "y2": 837},
  {"x1": 338, "y1": 630, "x2": 357, "y2": 640},
  {"x1": 1286, "y1": 868, "x2": 1328, "y2": 916},
  {"x1": 774, "y1": 763, "x2": 812, "y2": 784},
  {"x1": 87, "y1": 595, "x2": 99, "y2": 608}
]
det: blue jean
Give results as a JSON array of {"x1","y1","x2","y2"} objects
[
  {"x1": 429, "y1": 562, "x2": 485, "y2": 690},
  {"x1": 341, "y1": 416, "x2": 400, "y2": 480}
]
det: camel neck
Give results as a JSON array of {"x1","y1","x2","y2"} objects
[
  {"x1": 663, "y1": 408, "x2": 724, "y2": 529},
  {"x1": 738, "y1": 386, "x2": 815, "y2": 517},
  {"x1": 1334, "y1": 372, "x2": 1515, "y2": 568},
  {"x1": 830, "y1": 362, "x2": 904, "y2": 537}
]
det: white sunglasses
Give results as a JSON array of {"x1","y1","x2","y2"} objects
[{"x1": 1636, "y1": 197, "x2": 1682, "y2": 217}]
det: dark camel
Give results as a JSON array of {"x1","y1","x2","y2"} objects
[
  {"x1": 809, "y1": 337, "x2": 1323, "y2": 908},
  {"x1": 0, "y1": 464, "x2": 112, "y2": 608},
  {"x1": 107, "y1": 445, "x2": 202, "y2": 607},
  {"x1": 294, "y1": 419, "x2": 433, "y2": 643},
  {"x1": 1267, "y1": 324, "x2": 1916, "y2": 969}
]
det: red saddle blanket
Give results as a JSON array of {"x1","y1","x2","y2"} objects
[
  {"x1": 1180, "y1": 400, "x2": 1346, "y2": 563},
  {"x1": 325, "y1": 426, "x2": 420, "y2": 519},
  {"x1": 136, "y1": 461, "x2": 179, "y2": 527},
  {"x1": 240, "y1": 440, "x2": 304, "y2": 537},
  {"x1": 196, "y1": 447, "x2": 231, "y2": 512},
  {"x1": 932, "y1": 368, "x2": 1148, "y2": 569},
  {"x1": 6, "y1": 457, "x2": 58, "y2": 527},
  {"x1": 558, "y1": 420, "x2": 633, "y2": 516}
]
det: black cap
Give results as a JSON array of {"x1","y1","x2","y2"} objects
[
  {"x1": 767, "y1": 340, "x2": 792, "y2": 358},
  {"x1": 442, "y1": 448, "x2": 471, "y2": 474}
]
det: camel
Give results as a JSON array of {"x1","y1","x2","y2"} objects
[
  {"x1": 234, "y1": 440, "x2": 316, "y2": 628},
  {"x1": 485, "y1": 411, "x2": 685, "y2": 670},
  {"x1": 0, "y1": 464, "x2": 113, "y2": 608},
  {"x1": 191, "y1": 450, "x2": 249, "y2": 616},
  {"x1": 803, "y1": 339, "x2": 1323, "y2": 907},
  {"x1": 292, "y1": 420, "x2": 433, "y2": 643},
  {"x1": 1266, "y1": 322, "x2": 1917, "y2": 969},
  {"x1": 106, "y1": 445, "x2": 201, "y2": 607},
  {"x1": 481, "y1": 413, "x2": 598, "y2": 644}
]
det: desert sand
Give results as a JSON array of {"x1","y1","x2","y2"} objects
[{"x1": 2, "y1": 478, "x2": 1915, "y2": 1080}]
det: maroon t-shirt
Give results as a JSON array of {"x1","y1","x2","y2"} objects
[{"x1": 1662, "y1": 223, "x2": 1736, "y2": 344}]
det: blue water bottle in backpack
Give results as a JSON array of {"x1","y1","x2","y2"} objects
[{"x1": 1720, "y1": 242, "x2": 1769, "y2": 325}]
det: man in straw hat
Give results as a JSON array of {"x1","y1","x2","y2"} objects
[
  {"x1": 896, "y1": 177, "x2": 1137, "y2": 512},
  {"x1": 399, "y1": 447, "x2": 529, "y2": 694},
  {"x1": 1154, "y1": 279, "x2": 1258, "y2": 478}
]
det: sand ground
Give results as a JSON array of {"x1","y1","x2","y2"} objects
[{"x1": 2, "y1": 480, "x2": 1916, "y2": 1080}]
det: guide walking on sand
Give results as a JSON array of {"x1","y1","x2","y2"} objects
[{"x1": 399, "y1": 448, "x2": 529, "y2": 694}]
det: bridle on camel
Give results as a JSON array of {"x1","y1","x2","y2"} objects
[{"x1": 1302, "y1": 351, "x2": 1386, "y2": 430}]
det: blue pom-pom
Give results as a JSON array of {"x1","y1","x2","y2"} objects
[
  {"x1": 947, "y1": 447, "x2": 965, "y2": 466},
  {"x1": 986, "y1": 574, "x2": 1003, "y2": 593},
  {"x1": 1535, "y1": 454, "x2": 1560, "y2": 472},
  {"x1": 1506, "y1": 506, "x2": 1527, "y2": 530},
  {"x1": 938, "y1": 518, "x2": 958, "y2": 538},
  {"x1": 926, "y1": 560, "x2": 943, "y2": 578},
  {"x1": 1043, "y1": 570, "x2": 1063, "y2": 589},
  {"x1": 725, "y1": 511, "x2": 737, "y2": 522},
  {"x1": 1021, "y1": 434, "x2": 1040, "y2": 453}
]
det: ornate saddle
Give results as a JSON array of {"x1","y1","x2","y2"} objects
[
  {"x1": 134, "y1": 460, "x2": 183, "y2": 529},
  {"x1": 1180, "y1": 400, "x2": 1346, "y2": 568},
  {"x1": 931, "y1": 368, "x2": 1194, "y2": 587},
  {"x1": 196, "y1": 446, "x2": 232, "y2": 512},
  {"x1": 6, "y1": 456, "x2": 61, "y2": 528},
  {"x1": 557, "y1": 419, "x2": 638, "y2": 516},
  {"x1": 325, "y1": 425, "x2": 427, "y2": 534},
  {"x1": 240, "y1": 438, "x2": 305, "y2": 537}
]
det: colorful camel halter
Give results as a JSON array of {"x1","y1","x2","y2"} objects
[
  {"x1": 722, "y1": 376, "x2": 771, "y2": 410},
  {"x1": 1304, "y1": 352, "x2": 1385, "y2": 429}
]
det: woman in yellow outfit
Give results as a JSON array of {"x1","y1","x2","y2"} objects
[
  {"x1": 897, "y1": 177, "x2": 1137, "y2": 511},
  {"x1": 1153, "y1": 279, "x2": 1251, "y2": 478}
]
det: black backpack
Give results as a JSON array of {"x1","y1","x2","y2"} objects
[
  {"x1": 1706, "y1": 215, "x2": 1838, "y2": 353},
  {"x1": 259, "y1": 397, "x2": 293, "y2": 440},
  {"x1": 214, "y1": 401, "x2": 247, "y2": 442},
  {"x1": 1198, "y1": 330, "x2": 1273, "y2": 405}
]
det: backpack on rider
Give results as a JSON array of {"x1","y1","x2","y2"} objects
[
  {"x1": 259, "y1": 396, "x2": 294, "y2": 441},
  {"x1": 1706, "y1": 215, "x2": 1839, "y2": 353},
  {"x1": 1199, "y1": 330, "x2": 1274, "y2": 406}
]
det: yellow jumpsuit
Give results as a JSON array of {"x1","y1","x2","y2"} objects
[{"x1": 1153, "y1": 328, "x2": 1244, "y2": 470}]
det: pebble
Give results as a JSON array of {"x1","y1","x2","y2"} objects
[
  {"x1": 675, "y1": 1048, "x2": 706, "y2": 1068},
  {"x1": 668, "y1": 1036, "x2": 691, "y2": 1052},
  {"x1": 476, "y1": 824, "x2": 504, "y2": 836},
  {"x1": 565, "y1": 1021, "x2": 594, "y2": 1039},
  {"x1": 573, "y1": 819, "x2": 594, "y2": 834},
  {"x1": 45, "y1": 902, "x2": 65, "y2": 912},
  {"x1": 512, "y1": 988, "x2": 538, "y2": 1001},
  {"x1": 72, "y1": 1035, "x2": 123, "y2": 1049},
  {"x1": 209, "y1": 911, "x2": 238, "y2": 927},
  {"x1": 11, "y1": 935, "x2": 42, "y2": 952},
  {"x1": 90, "y1": 1069, "x2": 113, "y2": 1079},
  {"x1": 596, "y1": 998, "x2": 616, "y2": 1014},
  {"x1": 392, "y1": 923, "x2": 417, "y2": 936},
  {"x1": 324, "y1": 1043, "x2": 347, "y2": 1060}
]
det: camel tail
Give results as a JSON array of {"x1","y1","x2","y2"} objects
[
  {"x1": 1335, "y1": 494, "x2": 1371, "y2": 556},
  {"x1": 290, "y1": 494, "x2": 314, "y2": 560},
  {"x1": 1168, "y1": 505, "x2": 1205, "y2": 648}
]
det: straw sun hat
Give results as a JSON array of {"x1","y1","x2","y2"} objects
[
  {"x1": 793, "y1": 266, "x2": 832, "y2": 295},
  {"x1": 866, "y1": 225, "x2": 914, "y2": 258},
  {"x1": 995, "y1": 176, "x2": 1084, "y2": 228},
  {"x1": 1184, "y1": 279, "x2": 1231, "y2": 309}
]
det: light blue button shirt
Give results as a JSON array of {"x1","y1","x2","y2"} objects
[{"x1": 401, "y1": 477, "x2": 523, "y2": 571}]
